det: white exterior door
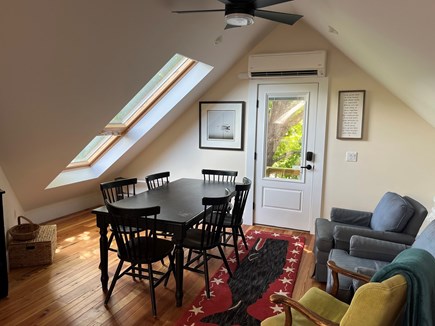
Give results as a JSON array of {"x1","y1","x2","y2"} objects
[{"x1": 254, "y1": 82, "x2": 326, "y2": 231}]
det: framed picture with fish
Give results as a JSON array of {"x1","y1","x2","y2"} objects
[{"x1": 199, "y1": 101, "x2": 245, "y2": 150}]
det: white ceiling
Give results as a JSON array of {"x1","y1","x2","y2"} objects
[{"x1": 0, "y1": 0, "x2": 434, "y2": 211}]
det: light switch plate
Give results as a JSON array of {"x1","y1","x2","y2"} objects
[{"x1": 346, "y1": 151, "x2": 358, "y2": 162}]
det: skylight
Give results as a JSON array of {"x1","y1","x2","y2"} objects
[
  {"x1": 67, "y1": 54, "x2": 194, "y2": 169},
  {"x1": 47, "y1": 54, "x2": 213, "y2": 189}
]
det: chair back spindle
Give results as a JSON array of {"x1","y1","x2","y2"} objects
[
  {"x1": 202, "y1": 169, "x2": 238, "y2": 183},
  {"x1": 200, "y1": 195, "x2": 231, "y2": 248},
  {"x1": 100, "y1": 178, "x2": 137, "y2": 203},
  {"x1": 145, "y1": 171, "x2": 170, "y2": 190}
]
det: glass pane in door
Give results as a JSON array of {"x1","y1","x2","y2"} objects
[{"x1": 264, "y1": 96, "x2": 306, "y2": 181}]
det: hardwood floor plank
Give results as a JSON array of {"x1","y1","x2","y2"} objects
[{"x1": 0, "y1": 209, "x2": 323, "y2": 325}]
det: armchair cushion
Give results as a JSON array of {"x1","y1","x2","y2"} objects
[
  {"x1": 349, "y1": 235, "x2": 409, "y2": 261},
  {"x1": 412, "y1": 220, "x2": 435, "y2": 257},
  {"x1": 330, "y1": 207, "x2": 372, "y2": 226},
  {"x1": 261, "y1": 287, "x2": 349, "y2": 326},
  {"x1": 333, "y1": 224, "x2": 416, "y2": 251},
  {"x1": 370, "y1": 192, "x2": 415, "y2": 232},
  {"x1": 341, "y1": 274, "x2": 407, "y2": 326}
]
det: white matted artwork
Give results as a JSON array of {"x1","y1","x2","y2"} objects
[{"x1": 199, "y1": 101, "x2": 245, "y2": 150}]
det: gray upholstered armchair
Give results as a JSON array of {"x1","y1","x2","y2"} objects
[
  {"x1": 314, "y1": 192, "x2": 427, "y2": 282},
  {"x1": 327, "y1": 219, "x2": 435, "y2": 302}
]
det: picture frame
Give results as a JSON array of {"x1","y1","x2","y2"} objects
[
  {"x1": 199, "y1": 101, "x2": 245, "y2": 150},
  {"x1": 337, "y1": 90, "x2": 366, "y2": 139}
]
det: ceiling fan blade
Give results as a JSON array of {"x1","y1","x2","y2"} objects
[
  {"x1": 225, "y1": 24, "x2": 241, "y2": 30},
  {"x1": 254, "y1": 0, "x2": 294, "y2": 9},
  {"x1": 254, "y1": 9, "x2": 302, "y2": 25},
  {"x1": 172, "y1": 9, "x2": 225, "y2": 14},
  {"x1": 217, "y1": 0, "x2": 233, "y2": 4}
]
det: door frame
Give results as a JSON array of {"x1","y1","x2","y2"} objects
[{"x1": 244, "y1": 77, "x2": 329, "y2": 233}]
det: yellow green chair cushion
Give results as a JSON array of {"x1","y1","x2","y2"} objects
[
  {"x1": 340, "y1": 274, "x2": 406, "y2": 326},
  {"x1": 261, "y1": 287, "x2": 349, "y2": 326},
  {"x1": 261, "y1": 275, "x2": 406, "y2": 326}
]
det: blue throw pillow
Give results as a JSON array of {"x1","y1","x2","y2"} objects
[{"x1": 370, "y1": 192, "x2": 415, "y2": 232}]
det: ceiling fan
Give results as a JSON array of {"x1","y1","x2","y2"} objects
[{"x1": 173, "y1": 0, "x2": 303, "y2": 29}]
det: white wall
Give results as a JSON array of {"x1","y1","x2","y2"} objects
[
  {"x1": 0, "y1": 166, "x2": 24, "y2": 234},
  {"x1": 122, "y1": 22, "x2": 435, "y2": 228},
  {"x1": 121, "y1": 71, "x2": 250, "y2": 182}
]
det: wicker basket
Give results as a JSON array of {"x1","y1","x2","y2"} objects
[{"x1": 8, "y1": 216, "x2": 40, "y2": 241}]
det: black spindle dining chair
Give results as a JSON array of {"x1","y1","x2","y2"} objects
[
  {"x1": 220, "y1": 177, "x2": 252, "y2": 266},
  {"x1": 104, "y1": 202, "x2": 174, "y2": 317},
  {"x1": 100, "y1": 177, "x2": 138, "y2": 252},
  {"x1": 182, "y1": 193, "x2": 232, "y2": 298},
  {"x1": 145, "y1": 171, "x2": 172, "y2": 239}
]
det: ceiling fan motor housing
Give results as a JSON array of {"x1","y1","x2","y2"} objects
[{"x1": 225, "y1": 3, "x2": 255, "y2": 16}]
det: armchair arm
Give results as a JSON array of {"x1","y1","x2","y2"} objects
[
  {"x1": 349, "y1": 235, "x2": 409, "y2": 261},
  {"x1": 333, "y1": 225, "x2": 416, "y2": 250},
  {"x1": 327, "y1": 260, "x2": 371, "y2": 297},
  {"x1": 270, "y1": 294, "x2": 339, "y2": 326},
  {"x1": 330, "y1": 207, "x2": 372, "y2": 227}
]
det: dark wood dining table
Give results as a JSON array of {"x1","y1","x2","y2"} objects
[{"x1": 92, "y1": 178, "x2": 235, "y2": 307}]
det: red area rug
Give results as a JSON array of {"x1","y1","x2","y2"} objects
[{"x1": 176, "y1": 229, "x2": 306, "y2": 325}]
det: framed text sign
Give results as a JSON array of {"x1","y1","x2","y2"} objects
[
  {"x1": 199, "y1": 101, "x2": 245, "y2": 150},
  {"x1": 337, "y1": 90, "x2": 365, "y2": 139}
]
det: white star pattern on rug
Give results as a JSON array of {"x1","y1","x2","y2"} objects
[
  {"x1": 291, "y1": 249, "x2": 300, "y2": 254},
  {"x1": 211, "y1": 277, "x2": 224, "y2": 285},
  {"x1": 220, "y1": 266, "x2": 229, "y2": 273},
  {"x1": 280, "y1": 277, "x2": 293, "y2": 285},
  {"x1": 294, "y1": 241, "x2": 304, "y2": 248},
  {"x1": 272, "y1": 233, "x2": 280, "y2": 237},
  {"x1": 292, "y1": 235, "x2": 300, "y2": 240},
  {"x1": 228, "y1": 257, "x2": 237, "y2": 263},
  {"x1": 201, "y1": 290, "x2": 215, "y2": 298},
  {"x1": 189, "y1": 305, "x2": 204, "y2": 315},
  {"x1": 271, "y1": 304, "x2": 284, "y2": 314},
  {"x1": 287, "y1": 257, "x2": 298, "y2": 263},
  {"x1": 284, "y1": 266, "x2": 295, "y2": 273},
  {"x1": 275, "y1": 289, "x2": 290, "y2": 296}
]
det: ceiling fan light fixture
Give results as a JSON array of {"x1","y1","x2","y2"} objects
[{"x1": 225, "y1": 13, "x2": 254, "y2": 26}]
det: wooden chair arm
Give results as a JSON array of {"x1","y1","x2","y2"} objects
[
  {"x1": 270, "y1": 294, "x2": 339, "y2": 326},
  {"x1": 327, "y1": 260, "x2": 371, "y2": 297}
]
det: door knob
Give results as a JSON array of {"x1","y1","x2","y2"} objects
[{"x1": 300, "y1": 164, "x2": 313, "y2": 170}]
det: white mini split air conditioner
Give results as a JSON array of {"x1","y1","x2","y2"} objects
[{"x1": 248, "y1": 51, "x2": 326, "y2": 78}]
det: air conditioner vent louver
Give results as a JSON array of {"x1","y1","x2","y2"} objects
[
  {"x1": 250, "y1": 70, "x2": 318, "y2": 77},
  {"x1": 248, "y1": 51, "x2": 326, "y2": 78}
]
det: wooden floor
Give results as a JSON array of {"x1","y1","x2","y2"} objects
[{"x1": 0, "y1": 209, "x2": 323, "y2": 325}]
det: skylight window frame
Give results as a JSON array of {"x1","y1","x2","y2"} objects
[{"x1": 66, "y1": 57, "x2": 195, "y2": 169}]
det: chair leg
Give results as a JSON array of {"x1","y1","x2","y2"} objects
[
  {"x1": 107, "y1": 232, "x2": 117, "y2": 252},
  {"x1": 239, "y1": 226, "x2": 248, "y2": 250},
  {"x1": 105, "y1": 260, "x2": 124, "y2": 305},
  {"x1": 187, "y1": 248, "x2": 193, "y2": 263},
  {"x1": 164, "y1": 254, "x2": 175, "y2": 287},
  {"x1": 148, "y1": 263, "x2": 157, "y2": 317},
  {"x1": 232, "y1": 227, "x2": 240, "y2": 266},
  {"x1": 203, "y1": 251, "x2": 211, "y2": 298},
  {"x1": 217, "y1": 245, "x2": 233, "y2": 278}
]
